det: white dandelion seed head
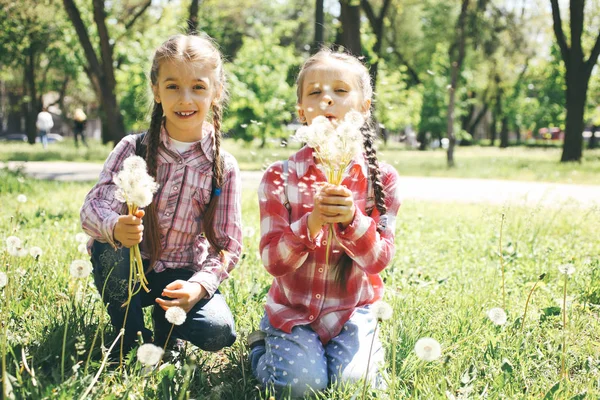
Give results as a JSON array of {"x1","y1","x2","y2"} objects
[
  {"x1": 75, "y1": 233, "x2": 90, "y2": 243},
  {"x1": 0, "y1": 272, "x2": 7, "y2": 288},
  {"x1": 16, "y1": 247, "x2": 29, "y2": 257},
  {"x1": 371, "y1": 301, "x2": 393, "y2": 321},
  {"x1": 487, "y1": 307, "x2": 507, "y2": 325},
  {"x1": 6, "y1": 236, "x2": 21, "y2": 249},
  {"x1": 29, "y1": 246, "x2": 43, "y2": 259},
  {"x1": 69, "y1": 260, "x2": 92, "y2": 279},
  {"x1": 123, "y1": 155, "x2": 148, "y2": 172},
  {"x1": 78, "y1": 243, "x2": 88, "y2": 255},
  {"x1": 165, "y1": 306, "x2": 187, "y2": 325},
  {"x1": 7, "y1": 247, "x2": 19, "y2": 257},
  {"x1": 17, "y1": 194, "x2": 27, "y2": 203},
  {"x1": 558, "y1": 264, "x2": 575, "y2": 275},
  {"x1": 137, "y1": 343, "x2": 164, "y2": 366},
  {"x1": 414, "y1": 337, "x2": 442, "y2": 361},
  {"x1": 243, "y1": 226, "x2": 256, "y2": 238}
]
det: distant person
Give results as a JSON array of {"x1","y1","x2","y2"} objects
[
  {"x1": 36, "y1": 107, "x2": 53, "y2": 149},
  {"x1": 73, "y1": 108, "x2": 88, "y2": 148}
]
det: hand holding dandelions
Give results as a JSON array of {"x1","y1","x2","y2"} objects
[
  {"x1": 113, "y1": 210, "x2": 145, "y2": 247},
  {"x1": 308, "y1": 184, "x2": 355, "y2": 238},
  {"x1": 156, "y1": 280, "x2": 207, "y2": 313}
]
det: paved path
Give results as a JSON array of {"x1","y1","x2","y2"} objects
[{"x1": 2, "y1": 161, "x2": 599, "y2": 208}]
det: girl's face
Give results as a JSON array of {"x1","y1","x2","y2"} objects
[
  {"x1": 297, "y1": 59, "x2": 370, "y2": 126},
  {"x1": 153, "y1": 59, "x2": 221, "y2": 141}
]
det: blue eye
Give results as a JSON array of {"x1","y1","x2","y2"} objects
[
  {"x1": 166, "y1": 84, "x2": 178, "y2": 90},
  {"x1": 194, "y1": 85, "x2": 206, "y2": 90}
]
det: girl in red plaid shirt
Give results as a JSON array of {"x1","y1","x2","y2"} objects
[
  {"x1": 249, "y1": 50, "x2": 402, "y2": 397},
  {"x1": 81, "y1": 35, "x2": 242, "y2": 356}
]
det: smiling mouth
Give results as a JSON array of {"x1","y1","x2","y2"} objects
[
  {"x1": 325, "y1": 114, "x2": 336, "y2": 121},
  {"x1": 175, "y1": 111, "x2": 197, "y2": 117}
]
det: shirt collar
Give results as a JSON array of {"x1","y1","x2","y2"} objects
[
  {"x1": 159, "y1": 122, "x2": 215, "y2": 161},
  {"x1": 290, "y1": 145, "x2": 369, "y2": 181}
]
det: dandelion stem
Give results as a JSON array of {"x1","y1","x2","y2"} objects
[
  {"x1": 79, "y1": 330, "x2": 123, "y2": 400},
  {"x1": 499, "y1": 213, "x2": 506, "y2": 309},
  {"x1": 361, "y1": 320, "x2": 379, "y2": 400},
  {"x1": 561, "y1": 273, "x2": 568, "y2": 380},
  {"x1": 85, "y1": 266, "x2": 115, "y2": 375},
  {"x1": 61, "y1": 313, "x2": 68, "y2": 381},
  {"x1": 159, "y1": 323, "x2": 176, "y2": 368},
  {"x1": 521, "y1": 280, "x2": 541, "y2": 331}
]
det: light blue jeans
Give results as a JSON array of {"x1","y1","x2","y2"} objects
[
  {"x1": 250, "y1": 306, "x2": 384, "y2": 398},
  {"x1": 38, "y1": 129, "x2": 48, "y2": 149}
]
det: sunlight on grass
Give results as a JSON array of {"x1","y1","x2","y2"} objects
[{"x1": 1, "y1": 168, "x2": 599, "y2": 398}]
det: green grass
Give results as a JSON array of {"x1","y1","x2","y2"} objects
[
  {"x1": 2, "y1": 138, "x2": 600, "y2": 184},
  {"x1": 1, "y1": 168, "x2": 599, "y2": 399}
]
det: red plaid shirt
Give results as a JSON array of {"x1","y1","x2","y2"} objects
[
  {"x1": 81, "y1": 124, "x2": 242, "y2": 297},
  {"x1": 258, "y1": 146, "x2": 401, "y2": 344}
]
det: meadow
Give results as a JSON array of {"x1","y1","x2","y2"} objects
[
  {"x1": 1, "y1": 166, "x2": 599, "y2": 399},
  {"x1": 1, "y1": 138, "x2": 600, "y2": 185}
]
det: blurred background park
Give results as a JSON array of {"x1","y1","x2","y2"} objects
[{"x1": 0, "y1": 0, "x2": 599, "y2": 177}]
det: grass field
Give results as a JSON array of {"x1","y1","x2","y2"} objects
[
  {"x1": 1, "y1": 168, "x2": 599, "y2": 399},
  {"x1": 1, "y1": 138, "x2": 599, "y2": 185}
]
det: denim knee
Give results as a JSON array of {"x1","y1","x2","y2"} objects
[{"x1": 185, "y1": 315, "x2": 236, "y2": 351}]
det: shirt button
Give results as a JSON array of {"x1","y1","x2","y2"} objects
[
  {"x1": 173, "y1": 186, "x2": 178, "y2": 192},
  {"x1": 178, "y1": 160, "x2": 183, "y2": 164},
  {"x1": 322, "y1": 240, "x2": 327, "y2": 245},
  {"x1": 165, "y1": 212, "x2": 170, "y2": 216},
  {"x1": 309, "y1": 315, "x2": 314, "y2": 320},
  {"x1": 318, "y1": 268, "x2": 323, "y2": 273},
  {"x1": 315, "y1": 294, "x2": 321, "y2": 299}
]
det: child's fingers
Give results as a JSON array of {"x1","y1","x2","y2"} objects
[
  {"x1": 134, "y1": 210, "x2": 145, "y2": 219},
  {"x1": 162, "y1": 288, "x2": 185, "y2": 298},
  {"x1": 155, "y1": 297, "x2": 183, "y2": 309},
  {"x1": 164, "y1": 280, "x2": 185, "y2": 291}
]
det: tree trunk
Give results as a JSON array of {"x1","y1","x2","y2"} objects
[
  {"x1": 187, "y1": 0, "x2": 201, "y2": 34},
  {"x1": 500, "y1": 117, "x2": 509, "y2": 148},
  {"x1": 313, "y1": 0, "x2": 324, "y2": 53},
  {"x1": 550, "y1": 0, "x2": 600, "y2": 162},
  {"x1": 490, "y1": 112, "x2": 497, "y2": 146},
  {"x1": 446, "y1": 0, "x2": 470, "y2": 168},
  {"x1": 337, "y1": 0, "x2": 361, "y2": 55},
  {"x1": 515, "y1": 125, "x2": 521, "y2": 145},
  {"x1": 361, "y1": 0, "x2": 392, "y2": 91},
  {"x1": 25, "y1": 43, "x2": 38, "y2": 144},
  {"x1": 561, "y1": 74, "x2": 587, "y2": 161}
]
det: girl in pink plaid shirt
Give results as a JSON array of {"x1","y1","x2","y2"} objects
[
  {"x1": 81, "y1": 35, "x2": 242, "y2": 357},
  {"x1": 249, "y1": 50, "x2": 402, "y2": 397}
]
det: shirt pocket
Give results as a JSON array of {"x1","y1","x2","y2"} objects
[{"x1": 190, "y1": 175, "x2": 213, "y2": 233}]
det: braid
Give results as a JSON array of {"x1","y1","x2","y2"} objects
[
  {"x1": 201, "y1": 103, "x2": 224, "y2": 253},
  {"x1": 362, "y1": 123, "x2": 387, "y2": 216},
  {"x1": 143, "y1": 102, "x2": 164, "y2": 270}
]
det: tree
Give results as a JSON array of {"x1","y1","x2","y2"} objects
[
  {"x1": 550, "y1": 0, "x2": 600, "y2": 162},
  {"x1": 188, "y1": 0, "x2": 201, "y2": 33},
  {"x1": 446, "y1": 0, "x2": 470, "y2": 167},
  {"x1": 336, "y1": 0, "x2": 362, "y2": 55},
  {"x1": 313, "y1": 0, "x2": 324, "y2": 53},
  {"x1": 62, "y1": 0, "x2": 152, "y2": 144},
  {"x1": 360, "y1": 0, "x2": 392, "y2": 89}
]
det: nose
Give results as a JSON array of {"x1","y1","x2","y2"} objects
[
  {"x1": 322, "y1": 94, "x2": 334, "y2": 105},
  {"x1": 179, "y1": 88, "x2": 192, "y2": 104}
]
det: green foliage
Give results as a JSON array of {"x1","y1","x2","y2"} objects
[
  {"x1": 375, "y1": 60, "x2": 422, "y2": 133},
  {"x1": 225, "y1": 26, "x2": 301, "y2": 145}
]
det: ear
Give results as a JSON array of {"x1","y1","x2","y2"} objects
[
  {"x1": 296, "y1": 105, "x2": 306, "y2": 123},
  {"x1": 361, "y1": 98, "x2": 371, "y2": 114},
  {"x1": 152, "y1": 85, "x2": 160, "y2": 104}
]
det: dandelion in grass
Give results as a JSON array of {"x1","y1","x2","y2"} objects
[
  {"x1": 17, "y1": 194, "x2": 27, "y2": 203},
  {"x1": 15, "y1": 247, "x2": 29, "y2": 257},
  {"x1": 487, "y1": 307, "x2": 507, "y2": 326},
  {"x1": 243, "y1": 226, "x2": 256, "y2": 238},
  {"x1": 70, "y1": 260, "x2": 92, "y2": 279},
  {"x1": 363, "y1": 300, "x2": 393, "y2": 399},
  {"x1": 161, "y1": 306, "x2": 187, "y2": 364},
  {"x1": 137, "y1": 343, "x2": 164, "y2": 366},
  {"x1": 0, "y1": 272, "x2": 7, "y2": 288},
  {"x1": 75, "y1": 233, "x2": 90, "y2": 244},
  {"x1": 371, "y1": 301, "x2": 393, "y2": 321},
  {"x1": 414, "y1": 337, "x2": 442, "y2": 361},
  {"x1": 558, "y1": 264, "x2": 575, "y2": 276},
  {"x1": 77, "y1": 243, "x2": 88, "y2": 255},
  {"x1": 29, "y1": 246, "x2": 42, "y2": 260},
  {"x1": 113, "y1": 155, "x2": 159, "y2": 301},
  {"x1": 5, "y1": 236, "x2": 21, "y2": 250}
]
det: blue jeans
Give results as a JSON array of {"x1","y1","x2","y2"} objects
[
  {"x1": 38, "y1": 130, "x2": 48, "y2": 149},
  {"x1": 250, "y1": 307, "x2": 384, "y2": 398},
  {"x1": 92, "y1": 246, "x2": 236, "y2": 354}
]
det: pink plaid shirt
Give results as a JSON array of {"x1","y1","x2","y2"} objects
[
  {"x1": 258, "y1": 146, "x2": 401, "y2": 344},
  {"x1": 81, "y1": 124, "x2": 242, "y2": 297}
]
